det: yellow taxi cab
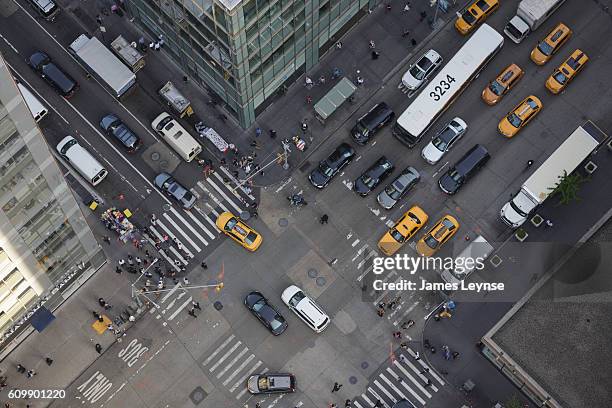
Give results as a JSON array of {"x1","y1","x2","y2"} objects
[
  {"x1": 530, "y1": 23, "x2": 572, "y2": 65},
  {"x1": 498, "y1": 95, "x2": 542, "y2": 138},
  {"x1": 415, "y1": 215, "x2": 459, "y2": 257},
  {"x1": 378, "y1": 206, "x2": 428, "y2": 256},
  {"x1": 481, "y1": 64, "x2": 524, "y2": 105},
  {"x1": 455, "y1": 0, "x2": 499, "y2": 35},
  {"x1": 545, "y1": 49, "x2": 589, "y2": 94},
  {"x1": 215, "y1": 211, "x2": 262, "y2": 251}
]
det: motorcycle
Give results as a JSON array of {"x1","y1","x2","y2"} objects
[
  {"x1": 292, "y1": 135, "x2": 306, "y2": 151},
  {"x1": 287, "y1": 194, "x2": 307, "y2": 207}
]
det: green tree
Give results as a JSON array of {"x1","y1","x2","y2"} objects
[
  {"x1": 549, "y1": 170, "x2": 587, "y2": 205},
  {"x1": 505, "y1": 395, "x2": 523, "y2": 408}
]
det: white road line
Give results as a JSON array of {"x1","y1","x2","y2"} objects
[
  {"x1": 197, "y1": 181, "x2": 229, "y2": 212},
  {"x1": 380, "y1": 371, "x2": 409, "y2": 400},
  {"x1": 405, "y1": 349, "x2": 445, "y2": 386},
  {"x1": 209, "y1": 341, "x2": 242, "y2": 372},
  {"x1": 195, "y1": 206, "x2": 220, "y2": 231},
  {"x1": 159, "y1": 215, "x2": 202, "y2": 253},
  {"x1": 190, "y1": 188, "x2": 201, "y2": 199},
  {"x1": 361, "y1": 393, "x2": 374, "y2": 406},
  {"x1": 186, "y1": 210, "x2": 216, "y2": 240},
  {"x1": 373, "y1": 379, "x2": 397, "y2": 405},
  {"x1": 383, "y1": 370, "x2": 426, "y2": 405},
  {"x1": 392, "y1": 361, "x2": 432, "y2": 399},
  {"x1": 357, "y1": 264, "x2": 374, "y2": 282},
  {"x1": 354, "y1": 401, "x2": 365, "y2": 408},
  {"x1": 162, "y1": 289, "x2": 188, "y2": 311},
  {"x1": 170, "y1": 207, "x2": 209, "y2": 246},
  {"x1": 160, "y1": 283, "x2": 182, "y2": 303},
  {"x1": 144, "y1": 231, "x2": 181, "y2": 272},
  {"x1": 212, "y1": 171, "x2": 246, "y2": 203},
  {"x1": 224, "y1": 354, "x2": 256, "y2": 387},
  {"x1": 266, "y1": 392, "x2": 285, "y2": 408},
  {"x1": 365, "y1": 388, "x2": 386, "y2": 408},
  {"x1": 207, "y1": 177, "x2": 243, "y2": 213},
  {"x1": 221, "y1": 166, "x2": 256, "y2": 200},
  {"x1": 396, "y1": 357, "x2": 438, "y2": 393},
  {"x1": 357, "y1": 251, "x2": 377, "y2": 270},
  {"x1": 230, "y1": 360, "x2": 263, "y2": 392},
  {"x1": 216, "y1": 347, "x2": 249, "y2": 379},
  {"x1": 352, "y1": 239, "x2": 361, "y2": 247},
  {"x1": 168, "y1": 295, "x2": 193, "y2": 321},
  {"x1": 202, "y1": 335, "x2": 236, "y2": 366},
  {"x1": 352, "y1": 244, "x2": 369, "y2": 262},
  {"x1": 392, "y1": 301, "x2": 420, "y2": 326}
]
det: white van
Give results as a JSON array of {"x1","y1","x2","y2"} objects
[
  {"x1": 17, "y1": 83, "x2": 48, "y2": 123},
  {"x1": 57, "y1": 136, "x2": 108, "y2": 186},
  {"x1": 440, "y1": 235, "x2": 494, "y2": 286},
  {"x1": 151, "y1": 112, "x2": 202, "y2": 162}
]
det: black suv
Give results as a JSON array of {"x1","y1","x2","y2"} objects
[
  {"x1": 354, "y1": 156, "x2": 395, "y2": 196},
  {"x1": 438, "y1": 144, "x2": 490, "y2": 195},
  {"x1": 28, "y1": 52, "x2": 78, "y2": 98},
  {"x1": 351, "y1": 102, "x2": 395, "y2": 144},
  {"x1": 309, "y1": 143, "x2": 356, "y2": 189}
]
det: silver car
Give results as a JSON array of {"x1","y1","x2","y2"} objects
[
  {"x1": 401, "y1": 49, "x2": 443, "y2": 91},
  {"x1": 377, "y1": 167, "x2": 420, "y2": 209},
  {"x1": 421, "y1": 118, "x2": 468, "y2": 165},
  {"x1": 154, "y1": 172, "x2": 196, "y2": 210}
]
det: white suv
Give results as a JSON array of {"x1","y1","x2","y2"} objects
[{"x1": 281, "y1": 286, "x2": 330, "y2": 333}]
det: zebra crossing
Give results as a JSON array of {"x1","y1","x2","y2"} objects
[
  {"x1": 353, "y1": 347, "x2": 445, "y2": 408},
  {"x1": 148, "y1": 282, "x2": 194, "y2": 323},
  {"x1": 145, "y1": 167, "x2": 255, "y2": 271}
]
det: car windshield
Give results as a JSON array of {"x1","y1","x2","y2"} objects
[
  {"x1": 409, "y1": 65, "x2": 426, "y2": 80},
  {"x1": 361, "y1": 175, "x2": 376, "y2": 188},
  {"x1": 449, "y1": 169, "x2": 463, "y2": 183},
  {"x1": 553, "y1": 71, "x2": 568, "y2": 85},
  {"x1": 507, "y1": 112, "x2": 522, "y2": 128},
  {"x1": 462, "y1": 8, "x2": 477, "y2": 25},
  {"x1": 269, "y1": 318, "x2": 283, "y2": 330},
  {"x1": 319, "y1": 161, "x2": 334, "y2": 177},
  {"x1": 245, "y1": 231, "x2": 259, "y2": 245},
  {"x1": 356, "y1": 121, "x2": 368, "y2": 136},
  {"x1": 390, "y1": 229, "x2": 405, "y2": 243},
  {"x1": 432, "y1": 128, "x2": 456, "y2": 151},
  {"x1": 288, "y1": 291, "x2": 305, "y2": 307},
  {"x1": 488, "y1": 80, "x2": 505, "y2": 96},
  {"x1": 156, "y1": 116, "x2": 173, "y2": 130},
  {"x1": 258, "y1": 378, "x2": 269, "y2": 390},
  {"x1": 537, "y1": 41, "x2": 554, "y2": 56},
  {"x1": 225, "y1": 217, "x2": 238, "y2": 232},
  {"x1": 417, "y1": 57, "x2": 433, "y2": 72},
  {"x1": 252, "y1": 299, "x2": 265, "y2": 312}
]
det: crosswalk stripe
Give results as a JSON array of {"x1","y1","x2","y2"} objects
[
  {"x1": 220, "y1": 166, "x2": 256, "y2": 200},
  {"x1": 160, "y1": 214, "x2": 203, "y2": 252},
  {"x1": 352, "y1": 244, "x2": 369, "y2": 262},
  {"x1": 194, "y1": 206, "x2": 220, "y2": 231},
  {"x1": 392, "y1": 300, "x2": 419, "y2": 326},
  {"x1": 226, "y1": 356, "x2": 258, "y2": 388},
  {"x1": 168, "y1": 246, "x2": 189, "y2": 265},
  {"x1": 353, "y1": 401, "x2": 365, "y2": 408},
  {"x1": 395, "y1": 358, "x2": 438, "y2": 393},
  {"x1": 235, "y1": 386, "x2": 248, "y2": 400},
  {"x1": 162, "y1": 288, "x2": 188, "y2": 311},
  {"x1": 207, "y1": 177, "x2": 243, "y2": 213},
  {"x1": 373, "y1": 380, "x2": 397, "y2": 404},
  {"x1": 382, "y1": 370, "x2": 426, "y2": 405},
  {"x1": 216, "y1": 347, "x2": 248, "y2": 379},
  {"x1": 185, "y1": 209, "x2": 216, "y2": 240},
  {"x1": 169, "y1": 207, "x2": 209, "y2": 246},
  {"x1": 153, "y1": 219, "x2": 195, "y2": 259},
  {"x1": 372, "y1": 272, "x2": 399, "y2": 303},
  {"x1": 168, "y1": 294, "x2": 193, "y2": 321},
  {"x1": 406, "y1": 348, "x2": 445, "y2": 386},
  {"x1": 143, "y1": 231, "x2": 181, "y2": 272},
  {"x1": 202, "y1": 335, "x2": 236, "y2": 366},
  {"x1": 209, "y1": 341, "x2": 242, "y2": 372},
  {"x1": 357, "y1": 251, "x2": 377, "y2": 270},
  {"x1": 197, "y1": 181, "x2": 229, "y2": 213},
  {"x1": 212, "y1": 171, "x2": 247, "y2": 204},
  {"x1": 380, "y1": 371, "x2": 409, "y2": 400},
  {"x1": 160, "y1": 282, "x2": 182, "y2": 303},
  {"x1": 392, "y1": 360, "x2": 432, "y2": 398},
  {"x1": 361, "y1": 393, "x2": 374, "y2": 406},
  {"x1": 357, "y1": 264, "x2": 374, "y2": 282}
]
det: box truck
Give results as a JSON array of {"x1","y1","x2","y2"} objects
[{"x1": 503, "y1": 0, "x2": 566, "y2": 44}]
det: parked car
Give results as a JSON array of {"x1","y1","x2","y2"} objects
[
  {"x1": 377, "y1": 167, "x2": 420, "y2": 209},
  {"x1": 154, "y1": 172, "x2": 196, "y2": 210},
  {"x1": 308, "y1": 143, "x2": 355, "y2": 189},
  {"x1": 100, "y1": 114, "x2": 141, "y2": 152},
  {"x1": 481, "y1": 63, "x2": 524, "y2": 105},
  {"x1": 455, "y1": 0, "x2": 500, "y2": 35},
  {"x1": 401, "y1": 49, "x2": 443, "y2": 91},
  {"x1": 498, "y1": 95, "x2": 542, "y2": 138},
  {"x1": 354, "y1": 156, "x2": 394, "y2": 197},
  {"x1": 416, "y1": 215, "x2": 459, "y2": 257},
  {"x1": 530, "y1": 23, "x2": 572, "y2": 65},
  {"x1": 421, "y1": 118, "x2": 468, "y2": 165},
  {"x1": 244, "y1": 291, "x2": 287, "y2": 335},
  {"x1": 28, "y1": 51, "x2": 78, "y2": 97},
  {"x1": 545, "y1": 49, "x2": 588, "y2": 94},
  {"x1": 215, "y1": 212, "x2": 262, "y2": 251},
  {"x1": 378, "y1": 206, "x2": 428, "y2": 256},
  {"x1": 351, "y1": 102, "x2": 395, "y2": 145},
  {"x1": 438, "y1": 144, "x2": 490, "y2": 195},
  {"x1": 247, "y1": 373, "x2": 296, "y2": 394},
  {"x1": 281, "y1": 285, "x2": 330, "y2": 333}
]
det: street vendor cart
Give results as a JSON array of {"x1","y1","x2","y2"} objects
[
  {"x1": 101, "y1": 208, "x2": 135, "y2": 242},
  {"x1": 158, "y1": 81, "x2": 194, "y2": 118}
]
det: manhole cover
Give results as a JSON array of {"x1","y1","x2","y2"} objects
[
  {"x1": 189, "y1": 386, "x2": 207, "y2": 405},
  {"x1": 159, "y1": 160, "x2": 168, "y2": 169},
  {"x1": 307, "y1": 268, "x2": 318, "y2": 278},
  {"x1": 213, "y1": 301, "x2": 223, "y2": 310},
  {"x1": 278, "y1": 218, "x2": 288, "y2": 227},
  {"x1": 361, "y1": 361, "x2": 369, "y2": 369},
  {"x1": 151, "y1": 152, "x2": 160, "y2": 161},
  {"x1": 240, "y1": 211, "x2": 250, "y2": 220},
  {"x1": 349, "y1": 376, "x2": 358, "y2": 385},
  {"x1": 315, "y1": 277, "x2": 326, "y2": 287}
]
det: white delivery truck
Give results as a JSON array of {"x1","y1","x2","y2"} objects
[
  {"x1": 503, "y1": 0, "x2": 566, "y2": 44},
  {"x1": 500, "y1": 122, "x2": 605, "y2": 228},
  {"x1": 69, "y1": 34, "x2": 137, "y2": 98}
]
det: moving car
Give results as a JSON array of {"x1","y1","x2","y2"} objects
[
  {"x1": 281, "y1": 285, "x2": 330, "y2": 333},
  {"x1": 354, "y1": 156, "x2": 394, "y2": 197},
  {"x1": 154, "y1": 172, "x2": 196, "y2": 210},
  {"x1": 498, "y1": 95, "x2": 542, "y2": 138},
  {"x1": 28, "y1": 51, "x2": 78, "y2": 98},
  {"x1": 455, "y1": 0, "x2": 500, "y2": 35},
  {"x1": 421, "y1": 118, "x2": 468, "y2": 165},
  {"x1": 308, "y1": 143, "x2": 355, "y2": 189},
  {"x1": 378, "y1": 206, "x2": 428, "y2": 256},
  {"x1": 545, "y1": 49, "x2": 588, "y2": 94},
  {"x1": 351, "y1": 102, "x2": 395, "y2": 145},
  {"x1": 481, "y1": 64, "x2": 524, "y2": 105},
  {"x1": 377, "y1": 167, "x2": 420, "y2": 209},
  {"x1": 438, "y1": 144, "x2": 490, "y2": 195},
  {"x1": 401, "y1": 49, "x2": 443, "y2": 91},
  {"x1": 247, "y1": 373, "x2": 296, "y2": 394},
  {"x1": 244, "y1": 291, "x2": 288, "y2": 335},
  {"x1": 100, "y1": 114, "x2": 141, "y2": 152},
  {"x1": 530, "y1": 23, "x2": 572, "y2": 65},
  {"x1": 416, "y1": 215, "x2": 459, "y2": 257},
  {"x1": 216, "y1": 212, "x2": 263, "y2": 251}
]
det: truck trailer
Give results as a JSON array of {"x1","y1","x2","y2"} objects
[
  {"x1": 69, "y1": 34, "x2": 137, "y2": 98},
  {"x1": 503, "y1": 0, "x2": 566, "y2": 44},
  {"x1": 500, "y1": 122, "x2": 605, "y2": 228}
]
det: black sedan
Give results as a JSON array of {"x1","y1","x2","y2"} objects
[
  {"x1": 354, "y1": 156, "x2": 395, "y2": 196},
  {"x1": 28, "y1": 52, "x2": 78, "y2": 98},
  {"x1": 244, "y1": 291, "x2": 288, "y2": 335},
  {"x1": 308, "y1": 143, "x2": 355, "y2": 189},
  {"x1": 100, "y1": 114, "x2": 141, "y2": 152},
  {"x1": 154, "y1": 172, "x2": 196, "y2": 210}
]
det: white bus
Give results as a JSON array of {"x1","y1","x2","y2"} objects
[
  {"x1": 17, "y1": 83, "x2": 48, "y2": 123},
  {"x1": 57, "y1": 136, "x2": 108, "y2": 186},
  {"x1": 393, "y1": 24, "x2": 504, "y2": 147},
  {"x1": 151, "y1": 112, "x2": 202, "y2": 162}
]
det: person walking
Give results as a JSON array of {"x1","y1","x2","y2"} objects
[
  {"x1": 425, "y1": 379, "x2": 432, "y2": 387},
  {"x1": 369, "y1": 40, "x2": 376, "y2": 49},
  {"x1": 331, "y1": 382, "x2": 343, "y2": 392},
  {"x1": 192, "y1": 301, "x2": 201, "y2": 310},
  {"x1": 26, "y1": 369, "x2": 36, "y2": 378},
  {"x1": 371, "y1": 51, "x2": 380, "y2": 60},
  {"x1": 269, "y1": 129, "x2": 277, "y2": 139},
  {"x1": 320, "y1": 214, "x2": 329, "y2": 224},
  {"x1": 545, "y1": 219, "x2": 554, "y2": 227},
  {"x1": 201, "y1": 262, "x2": 208, "y2": 269},
  {"x1": 452, "y1": 351, "x2": 460, "y2": 359},
  {"x1": 399, "y1": 354, "x2": 407, "y2": 363},
  {"x1": 187, "y1": 308, "x2": 197, "y2": 318},
  {"x1": 393, "y1": 331, "x2": 402, "y2": 339},
  {"x1": 345, "y1": 399, "x2": 352, "y2": 407},
  {"x1": 95, "y1": 343, "x2": 102, "y2": 353},
  {"x1": 402, "y1": 29, "x2": 410, "y2": 37},
  {"x1": 118, "y1": 259, "x2": 125, "y2": 267},
  {"x1": 115, "y1": 266, "x2": 122, "y2": 274},
  {"x1": 374, "y1": 400, "x2": 383, "y2": 408},
  {"x1": 255, "y1": 127, "x2": 262, "y2": 138},
  {"x1": 336, "y1": 41, "x2": 343, "y2": 49},
  {"x1": 103, "y1": 236, "x2": 111, "y2": 244},
  {"x1": 411, "y1": 38, "x2": 417, "y2": 46},
  {"x1": 377, "y1": 308, "x2": 385, "y2": 317},
  {"x1": 16, "y1": 364, "x2": 26, "y2": 373},
  {"x1": 45, "y1": 357, "x2": 53, "y2": 366},
  {"x1": 414, "y1": 351, "x2": 420, "y2": 361}
]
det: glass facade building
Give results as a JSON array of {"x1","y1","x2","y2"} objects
[
  {"x1": 0, "y1": 54, "x2": 104, "y2": 354},
  {"x1": 127, "y1": 0, "x2": 371, "y2": 128}
]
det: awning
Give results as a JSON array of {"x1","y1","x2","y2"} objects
[{"x1": 314, "y1": 77, "x2": 357, "y2": 121}]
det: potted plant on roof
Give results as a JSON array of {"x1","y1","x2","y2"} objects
[
  {"x1": 530, "y1": 214, "x2": 544, "y2": 227},
  {"x1": 515, "y1": 228, "x2": 528, "y2": 242}
]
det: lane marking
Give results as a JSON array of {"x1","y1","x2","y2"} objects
[
  {"x1": 169, "y1": 207, "x2": 209, "y2": 247},
  {"x1": 185, "y1": 209, "x2": 216, "y2": 240},
  {"x1": 229, "y1": 360, "x2": 262, "y2": 392},
  {"x1": 207, "y1": 177, "x2": 243, "y2": 213},
  {"x1": 158, "y1": 216, "x2": 202, "y2": 253},
  {"x1": 208, "y1": 341, "x2": 242, "y2": 372},
  {"x1": 216, "y1": 347, "x2": 249, "y2": 379},
  {"x1": 223, "y1": 353, "x2": 255, "y2": 386},
  {"x1": 202, "y1": 335, "x2": 236, "y2": 366},
  {"x1": 374, "y1": 377, "x2": 398, "y2": 405}
]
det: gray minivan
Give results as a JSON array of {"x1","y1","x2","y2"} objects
[
  {"x1": 351, "y1": 102, "x2": 395, "y2": 145},
  {"x1": 438, "y1": 144, "x2": 490, "y2": 195}
]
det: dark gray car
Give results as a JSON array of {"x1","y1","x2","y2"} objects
[
  {"x1": 377, "y1": 167, "x2": 420, "y2": 209},
  {"x1": 28, "y1": 52, "x2": 78, "y2": 97},
  {"x1": 100, "y1": 114, "x2": 141, "y2": 152},
  {"x1": 154, "y1": 172, "x2": 196, "y2": 210}
]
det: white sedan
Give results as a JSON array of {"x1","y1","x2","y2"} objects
[
  {"x1": 401, "y1": 49, "x2": 443, "y2": 91},
  {"x1": 421, "y1": 118, "x2": 468, "y2": 165}
]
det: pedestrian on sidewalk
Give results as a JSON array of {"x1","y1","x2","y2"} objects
[
  {"x1": 188, "y1": 308, "x2": 197, "y2": 318},
  {"x1": 255, "y1": 127, "x2": 262, "y2": 138},
  {"x1": 306, "y1": 95, "x2": 313, "y2": 104},
  {"x1": 393, "y1": 331, "x2": 402, "y2": 339},
  {"x1": 96, "y1": 15, "x2": 103, "y2": 25},
  {"x1": 399, "y1": 354, "x2": 407, "y2": 363},
  {"x1": 136, "y1": 257, "x2": 142, "y2": 265},
  {"x1": 401, "y1": 319, "x2": 415, "y2": 329},
  {"x1": 400, "y1": 342, "x2": 408, "y2": 350},
  {"x1": 269, "y1": 129, "x2": 277, "y2": 139},
  {"x1": 386, "y1": 3, "x2": 392, "y2": 11},
  {"x1": 95, "y1": 343, "x2": 102, "y2": 353},
  {"x1": 419, "y1": 11, "x2": 427, "y2": 22},
  {"x1": 103, "y1": 236, "x2": 111, "y2": 244},
  {"x1": 411, "y1": 38, "x2": 417, "y2": 46},
  {"x1": 374, "y1": 400, "x2": 383, "y2": 408},
  {"x1": 192, "y1": 301, "x2": 201, "y2": 310},
  {"x1": 452, "y1": 351, "x2": 460, "y2": 359},
  {"x1": 402, "y1": 29, "x2": 410, "y2": 37},
  {"x1": 371, "y1": 51, "x2": 380, "y2": 60},
  {"x1": 16, "y1": 364, "x2": 26, "y2": 373},
  {"x1": 26, "y1": 369, "x2": 36, "y2": 378},
  {"x1": 320, "y1": 214, "x2": 329, "y2": 224},
  {"x1": 118, "y1": 259, "x2": 125, "y2": 267},
  {"x1": 98, "y1": 298, "x2": 107, "y2": 308},
  {"x1": 425, "y1": 378, "x2": 432, "y2": 387},
  {"x1": 336, "y1": 41, "x2": 343, "y2": 49},
  {"x1": 545, "y1": 219, "x2": 554, "y2": 227},
  {"x1": 404, "y1": 3, "x2": 411, "y2": 11},
  {"x1": 369, "y1": 40, "x2": 376, "y2": 49},
  {"x1": 330, "y1": 404, "x2": 337, "y2": 408},
  {"x1": 45, "y1": 357, "x2": 53, "y2": 366},
  {"x1": 345, "y1": 399, "x2": 352, "y2": 407},
  {"x1": 115, "y1": 266, "x2": 122, "y2": 274},
  {"x1": 414, "y1": 351, "x2": 420, "y2": 361},
  {"x1": 526, "y1": 159, "x2": 534, "y2": 167},
  {"x1": 183, "y1": 277, "x2": 190, "y2": 285},
  {"x1": 183, "y1": 75, "x2": 189, "y2": 83},
  {"x1": 331, "y1": 382, "x2": 343, "y2": 392},
  {"x1": 255, "y1": 403, "x2": 261, "y2": 408},
  {"x1": 201, "y1": 262, "x2": 208, "y2": 269}
]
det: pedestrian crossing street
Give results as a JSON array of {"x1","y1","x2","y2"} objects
[
  {"x1": 353, "y1": 347, "x2": 445, "y2": 408},
  {"x1": 148, "y1": 282, "x2": 194, "y2": 323},
  {"x1": 146, "y1": 167, "x2": 256, "y2": 271}
]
